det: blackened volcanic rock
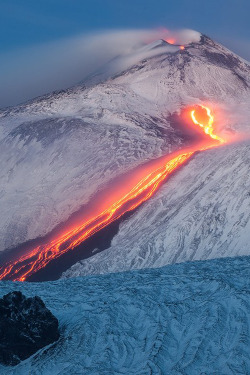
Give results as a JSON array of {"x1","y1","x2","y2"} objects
[{"x1": 0, "y1": 291, "x2": 59, "y2": 366}]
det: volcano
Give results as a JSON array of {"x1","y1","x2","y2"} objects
[
  {"x1": 1, "y1": 31, "x2": 250, "y2": 374},
  {"x1": 0, "y1": 34, "x2": 250, "y2": 280}
]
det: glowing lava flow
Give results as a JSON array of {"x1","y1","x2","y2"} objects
[
  {"x1": 191, "y1": 105, "x2": 225, "y2": 143},
  {"x1": 0, "y1": 106, "x2": 225, "y2": 281}
]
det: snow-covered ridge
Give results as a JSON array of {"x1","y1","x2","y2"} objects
[{"x1": 0, "y1": 255, "x2": 249, "y2": 374}]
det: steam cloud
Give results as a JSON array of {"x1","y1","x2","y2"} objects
[{"x1": 0, "y1": 29, "x2": 200, "y2": 109}]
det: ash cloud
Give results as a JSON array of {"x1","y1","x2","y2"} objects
[{"x1": 0, "y1": 29, "x2": 200, "y2": 109}]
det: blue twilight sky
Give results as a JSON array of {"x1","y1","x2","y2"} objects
[
  {"x1": 1, "y1": 0, "x2": 250, "y2": 56},
  {"x1": 0, "y1": 0, "x2": 250, "y2": 108}
]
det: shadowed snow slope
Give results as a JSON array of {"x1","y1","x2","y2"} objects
[
  {"x1": 0, "y1": 34, "x2": 250, "y2": 255},
  {"x1": 0, "y1": 256, "x2": 250, "y2": 374}
]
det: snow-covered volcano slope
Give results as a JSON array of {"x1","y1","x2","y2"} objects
[
  {"x1": 0, "y1": 256, "x2": 250, "y2": 374},
  {"x1": 0, "y1": 34, "x2": 250, "y2": 253},
  {"x1": 62, "y1": 139, "x2": 250, "y2": 278}
]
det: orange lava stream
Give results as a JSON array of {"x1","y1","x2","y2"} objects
[
  {"x1": 0, "y1": 106, "x2": 225, "y2": 281},
  {"x1": 191, "y1": 105, "x2": 225, "y2": 143}
]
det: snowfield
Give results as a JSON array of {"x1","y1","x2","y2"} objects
[{"x1": 0, "y1": 256, "x2": 249, "y2": 374}]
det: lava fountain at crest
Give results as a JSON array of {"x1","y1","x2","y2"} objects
[{"x1": 0, "y1": 106, "x2": 225, "y2": 281}]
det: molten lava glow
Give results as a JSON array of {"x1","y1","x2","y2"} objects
[
  {"x1": 0, "y1": 106, "x2": 225, "y2": 281},
  {"x1": 180, "y1": 46, "x2": 185, "y2": 50},
  {"x1": 191, "y1": 105, "x2": 224, "y2": 144},
  {"x1": 166, "y1": 39, "x2": 175, "y2": 45}
]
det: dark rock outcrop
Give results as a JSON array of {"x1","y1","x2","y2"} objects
[{"x1": 0, "y1": 291, "x2": 59, "y2": 366}]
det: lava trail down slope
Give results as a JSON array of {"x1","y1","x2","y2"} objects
[{"x1": 0, "y1": 106, "x2": 225, "y2": 281}]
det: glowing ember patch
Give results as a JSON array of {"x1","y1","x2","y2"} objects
[
  {"x1": 180, "y1": 46, "x2": 185, "y2": 50},
  {"x1": 0, "y1": 105, "x2": 226, "y2": 281},
  {"x1": 166, "y1": 39, "x2": 175, "y2": 45}
]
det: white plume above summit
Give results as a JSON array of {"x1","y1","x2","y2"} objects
[
  {"x1": 159, "y1": 28, "x2": 201, "y2": 45},
  {"x1": 0, "y1": 28, "x2": 201, "y2": 108}
]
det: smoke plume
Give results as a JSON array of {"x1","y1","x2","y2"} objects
[{"x1": 0, "y1": 29, "x2": 200, "y2": 108}]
